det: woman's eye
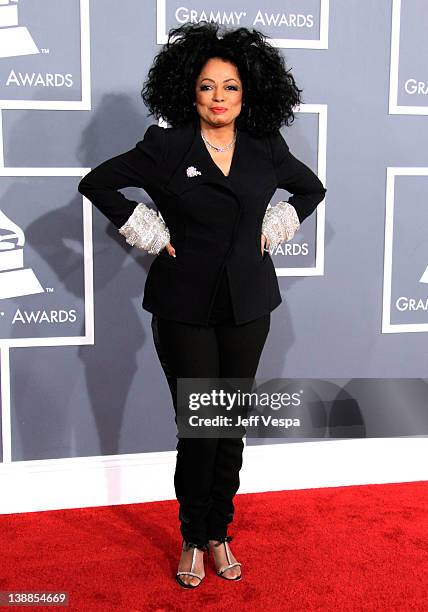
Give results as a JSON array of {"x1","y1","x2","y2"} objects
[{"x1": 199, "y1": 85, "x2": 239, "y2": 91}]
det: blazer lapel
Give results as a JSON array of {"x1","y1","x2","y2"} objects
[{"x1": 164, "y1": 118, "x2": 243, "y2": 204}]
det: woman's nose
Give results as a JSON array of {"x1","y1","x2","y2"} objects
[{"x1": 213, "y1": 89, "x2": 224, "y2": 102}]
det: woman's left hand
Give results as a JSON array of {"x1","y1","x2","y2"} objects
[{"x1": 261, "y1": 233, "x2": 268, "y2": 256}]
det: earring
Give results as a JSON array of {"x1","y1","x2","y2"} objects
[{"x1": 193, "y1": 101, "x2": 196, "y2": 106}]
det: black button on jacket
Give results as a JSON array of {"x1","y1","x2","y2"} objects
[{"x1": 78, "y1": 117, "x2": 327, "y2": 326}]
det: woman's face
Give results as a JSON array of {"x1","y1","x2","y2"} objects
[{"x1": 194, "y1": 57, "x2": 243, "y2": 129}]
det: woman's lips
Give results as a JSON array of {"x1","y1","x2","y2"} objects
[{"x1": 211, "y1": 107, "x2": 227, "y2": 114}]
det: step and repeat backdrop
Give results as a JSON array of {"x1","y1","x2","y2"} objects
[{"x1": 0, "y1": 0, "x2": 427, "y2": 465}]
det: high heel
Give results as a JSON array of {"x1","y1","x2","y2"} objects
[
  {"x1": 175, "y1": 540, "x2": 207, "y2": 588},
  {"x1": 208, "y1": 535, "x2": 242, "y2": 581}
]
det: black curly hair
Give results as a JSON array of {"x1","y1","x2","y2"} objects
[{"x1": 141, "y1": 21, "x2": 303, "y2": 137}]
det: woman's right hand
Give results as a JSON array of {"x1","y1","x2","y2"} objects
[{"x1": 164, "y1": 242, "x2": 176, "y2": 257}]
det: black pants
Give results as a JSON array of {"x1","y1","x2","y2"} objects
[{"x1": 151, "y1": 312, "x2": 270, "y2": 548}]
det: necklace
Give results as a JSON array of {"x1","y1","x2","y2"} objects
[{"x1": 201, "y1": 129, "x2": 236, "y2": 152}]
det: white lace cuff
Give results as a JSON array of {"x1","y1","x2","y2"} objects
[
  {"x1": 262, "y1": 200, "x2": 300, "y2": 249},
  {"x1": 118, "y1": 203, "x2": 170, "y2": 255}
]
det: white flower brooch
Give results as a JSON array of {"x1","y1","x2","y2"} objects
[{"x1": 186, "y1": 165, "x2": 202, "y2": 177}]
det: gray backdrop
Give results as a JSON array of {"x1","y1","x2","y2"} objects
[{"x1": 1, "y1": 0, "x2": 427, "y2": 462}]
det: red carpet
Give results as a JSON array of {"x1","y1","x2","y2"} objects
[{"x1": 2, "y1": 481, "x2": 428, "y2": 611}]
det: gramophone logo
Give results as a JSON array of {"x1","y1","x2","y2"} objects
[
  {"x1": 382, "y1": 169, "x2": 428, "y2": 333},
  {"x1": 0, "y1": 209, "x2": 44, "y2": 299},
  {"x1": 0, "y1": 0, "x2": 38, "y2": 59}
]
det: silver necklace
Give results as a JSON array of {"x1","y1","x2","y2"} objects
[{"x1": 201, "y1": 130, "x2": 236, "y2": 152}]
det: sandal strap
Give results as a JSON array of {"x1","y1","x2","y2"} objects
[
  {"x1": 217, "y1": 536, "x2": 233, "y2": 566},
  {"x1": 218, "y1": 561, "x2": 242, "y2": 575},
  {"x1": 209, "y1": 536, "x2": 241, "y2": 574},
  {"x1": 178, "y1": 540, "x2": 206, "y2": 581},
  {"x1": 176, "y1": 571, "x2": 203, "y2": 580}
]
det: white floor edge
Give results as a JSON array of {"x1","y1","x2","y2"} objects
[{"x1": 1, "y1": 438, "x2": 427, "y2": 514}]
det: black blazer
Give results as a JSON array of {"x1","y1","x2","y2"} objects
[{"x1": 78, "y1": 117, "x2": 326, "y2": 325}]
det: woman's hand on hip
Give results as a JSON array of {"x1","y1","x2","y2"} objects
[
  {"x1": 165, "y1": 242, "x2": 176, "y2": 257},
  {"x1": 261, "y1": 233, "x2": 268, "y2": 256}
]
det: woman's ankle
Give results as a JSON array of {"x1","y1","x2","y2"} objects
[
  {"x1": 182, "y1": 539, "x2": 209, "y2": 552},
  {"x1": 208, "y1": 535, "x2": 232, "y2": 545}
]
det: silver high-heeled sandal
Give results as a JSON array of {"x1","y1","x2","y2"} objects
[
  {"x1": 209, "y1": 535, "x2": 242, "y2": 581},
  {"x1": 175, "y1": 540, "x2": 207, "y2": 588}
]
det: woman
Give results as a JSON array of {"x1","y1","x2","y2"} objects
[{"x1": 78, "y1": 21, "x2": 326, "y2": 588}]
